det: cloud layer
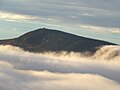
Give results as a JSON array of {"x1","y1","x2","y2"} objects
[
  {"x1": 0, "y1": 45, "x2": 120, "y2": 90},
  {"x1": 0, "y1": 0, "x2": 120, "y2": 28}
]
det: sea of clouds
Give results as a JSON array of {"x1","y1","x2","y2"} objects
[{"x1": 0, "y1": 45, "x2": 120, "y2": 90}]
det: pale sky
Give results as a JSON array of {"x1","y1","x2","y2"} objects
[{"x1": 0, "y1": 0, "x2": 120, "y2": 44}]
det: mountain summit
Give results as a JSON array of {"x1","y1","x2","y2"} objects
[{"x1": 0, "y1": 28, "x2": 115, "y2": 53}]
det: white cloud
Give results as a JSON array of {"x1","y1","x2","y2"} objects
[
  {"x1": 0, "y1": 11, "x2": 35, "y2": 21},
  {"x1": 1, "y1": 63, "x2": 120, "y2": 90},
  {"x1": 0, "y1": 45, "x2": 120, "y2": 90},
  {"x1": 80, "y1": 25, "x2": 120, "y2": 33},
  {"x1": 0, "y1": 11, "x2": 62, "y2": 25},
  {"x1": 111, "y1": 29, "x2": 120, "y2": 33}
]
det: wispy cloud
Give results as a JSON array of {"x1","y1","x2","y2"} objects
[
  {"x1": 80, "y1": 25, "x2": 120, "y2": 34},
  {"x1": 0, "y1": 11, "x2": 37, "y2": 21},
  {"x1": 0, "y1": 11, "x2": 62, "y2": 24},
  {"x1": 0, "y1": 0, "x2": 120, "y2": 28}
]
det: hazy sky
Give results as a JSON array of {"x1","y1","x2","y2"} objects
[{"x1": 0, "y1": 0, "x2": 120, "y2": 44}]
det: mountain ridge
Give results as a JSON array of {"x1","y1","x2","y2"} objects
[{"x1": 0, "y1": 28, "x2": 116, "y2": 53}]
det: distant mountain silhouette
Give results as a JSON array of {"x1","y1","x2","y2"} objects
[{"x1": 0, "y1": 28, "x2": 116, "y2": 53}]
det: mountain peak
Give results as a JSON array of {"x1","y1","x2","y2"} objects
[{"x1": 0, "y1": 28, "x2": 116, "y2": 53}]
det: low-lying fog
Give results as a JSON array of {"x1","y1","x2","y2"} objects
[{"x1": 0, "y1": 45, "x2": 120, "y2": 90}]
